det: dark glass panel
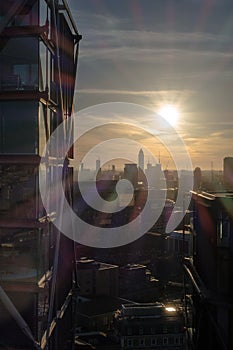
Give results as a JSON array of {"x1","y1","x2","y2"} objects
[
  {"x1": 0, "y1": 101, "x2": 38, "y2": 154},
  {"x1": 0, "y1": 37, "x2": 39, "y2": 91}
]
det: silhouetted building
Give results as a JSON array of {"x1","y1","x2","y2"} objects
[
  {"x1": 166, "y1": 230, "x2": 193, "y2": 257},
  {"x1": 184, "y1": 191, "x2": 233, "y2": 350},
  {"x1": 145, "y1": 162, "x2": 163, "y2": 189},
  {"x1": 119, "y1": 264, "x2": 159, "y2": 302},
  {"x1": 124, "y1": 163, "x2": 138, "y2": 189},
  {"x1": 138, "y1": 149, "x2": 144, "y2": 171},
  {"x1": 224, "y1": 157, "x2": 233, "y2": 190},
  {"x1": 0, "y1": 1, "x2": 81, "y2": 349},
  {"x1": 114, "y1": 303, "x2": 186, "y2": 349},
  {"x1": 76, "y1": 258, "x2": 119, "y2": 297},
  {"x1": 193, "y1": 167, "x2": 202, "y2": 190},
  {"x1": 76, "y1": 296, "x2": 125, "y2": 334},
  {"x1": 96, "y1": 159, "x2": 101, "y2": 173}
]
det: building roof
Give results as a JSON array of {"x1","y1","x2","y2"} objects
[
  {"x1": 192, "y1": 190, "x2": 233, "y2": 200},
  {"x1": 77, "y1": 296, "x2": 131, "y2": 317},
  {"x1": 118, "y1": 302, "x2": 181, "y2": 318},
  {"x1": 76, "y1": 257, "x2": 118, "y2": 270}
]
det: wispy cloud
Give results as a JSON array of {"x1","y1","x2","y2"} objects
[
  {"x1": 71, "y1": 2, "x2": 233, "y2": 169},
  {"x1": 77, "y1": 88, "x2": 193, "y2": 96}
]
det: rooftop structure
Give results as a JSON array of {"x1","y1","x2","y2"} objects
[
  {"x1": 76, "y1": 257, "x2": 119, "y2": 298},
  {"x1": 114, "y1": 302, "x2": 185, "y2": 349}
]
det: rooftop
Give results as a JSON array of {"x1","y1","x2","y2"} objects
[
  {"x1": 117, "y1": 302, "x2": 181, "y2": 318},
  {"x1": 76, "y1": 257, "x2": 118, "y2": 270}
]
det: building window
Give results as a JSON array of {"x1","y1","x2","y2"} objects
[
  {"x1": 139, "y1": 338, "x2": 145, "y2": 346},
  {"x1": 169, "y1": 336, "x2": 174, "y2": 345},
  {"x1": 0, "y1": 37, "x2": 39, "y2": 92},
  {"x1": 0, "y1": 101, "x2": 38, "y2": 154},
  {"x1": 163, "y1": 337, "x2": 168, "y2": 345},
  {"x1": 103, "y1": 316, "x2": 108, "y2": 326},
  {"x1": 139, "y1": 327, "x2": 143, "y2": 335},
  {"x1": 127, "y1": 339, "x2": 132, "y2": 347},
  {"x1": 151, "y1": 338, "x2": 156, "y2": 346},
  {"x1": 127, "y1": 327, "x2": 132, "y2": 335}
]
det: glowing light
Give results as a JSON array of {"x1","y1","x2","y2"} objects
[
  {"x1": 158, "y1": 105, "x2": 179, "y2": 126},
  {"x1": 165, "y1": 306, "x2": 176, "y2": 312}
]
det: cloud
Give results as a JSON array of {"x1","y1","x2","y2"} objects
[
  {"x1": 70, "y1": 1, "x2": 233, "y2": 169},
  {"x1": 77, "y1": 88, "x2": 193, "y2": 97}
]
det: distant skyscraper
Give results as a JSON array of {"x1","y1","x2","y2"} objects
[
  {"x1": 193, "y1": 167, "x2": 202, "y2": 190},
  {"x1": 138, "y1": 148, "x2": 144, "y2": 171},
  {"x1": 96, "y1": 158, "x2": 101, "y2": 172},
  {"x1": 224, "y1": 157, "x2": 233, "y2": 190},
  {"x1": 124, "y1": 163, "x2": 138, "y2": 189},
  {"x1": 145, "y1": 162, "x2": 162, "y2": 188}
]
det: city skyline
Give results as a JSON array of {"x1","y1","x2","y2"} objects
[{"x1": 68, "y1": 0, "x2": 233, "y2": 170}]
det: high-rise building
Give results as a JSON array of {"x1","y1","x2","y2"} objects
[
  {"x1": 138, "y1": 148, "x2": 144, "y2": 171},
  {"x1": 145, "y1": 162, "x2": 163, "y2": 189},
  {"x1": 124, "y1": 163, "x2": 138, "y2": 189},
  {"x1": 96, "y1": 158, "x2": 101, "y2": 173},
  {"x1": 184, "y1": 191, "x2": 233, "y2": 350},
  {"x1": 0, "y1": 1, "x2": 81, "y2": 349},
  {"x1": 193, "y1": 167, "x2": 202, "y2": 190},
  {"x1": 224, "y1": 157, "x2": 233, "y2": 190}
]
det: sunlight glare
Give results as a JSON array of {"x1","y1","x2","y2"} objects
[{"x1": 158, "y1": 104, "x2": 179, "y2": 126}]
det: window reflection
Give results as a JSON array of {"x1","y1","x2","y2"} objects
[
  {"x1": 0, "y1": 227, "x2": 49, "y2": 282},
  {"x1": 0, "y1": 101, "x2": 38, "y2": 153},
  {"x1": 0, "y1": 0, "x2": 39, "y2": 26},
  {"x1": 0, "y1": 37, "x2": 39, "y2": 91}
]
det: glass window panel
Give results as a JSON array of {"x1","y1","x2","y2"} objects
[
  {"x1": 0, "y1": 226, "x2": 49, "y2": 283},
  {"x1": 9, "y1": 0, "x2": 39, "y2": 26},
  {"x1": 39, "y1": 103, "x2": 48, "y2": 156},
  {"x1": 40, "y1": 0, "x2": 50, "y2": 27},
  {"x1": 39, "y1": 41, "x2": 53, "y2": 94},
  {"x1": 0, "y1": 37, "x2": 39, "y2": 91},
  {"x1": 0, "y1": 101, "x2": 38, "y2": 154}
]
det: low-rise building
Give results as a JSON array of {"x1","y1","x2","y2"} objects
[
  {"x1": 114, "y1": 302, "x2": 185, "y2": 349},
  {"x1": 119, "y1": 264, "x2": 159, "y2": 302},
  {"x1": 77, "y1": 257, "x2": 119, "y2": 297},
  {"x1": 166, "y1": 230, "x2": 193, "y2": 256}
]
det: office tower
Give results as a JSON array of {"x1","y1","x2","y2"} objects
[
  {"x1": 224, "y1": 157, "x2": 233, "y2": 190},
  {"x1": 145, "y1": 162, "x2": 162, "y2": 189},
  {"x1": 96, "y1": 159, "x2": 100, "y2": 173},
  {"x1": 138, "y1": 148, "x2": 144, "y2": 171},
  {"x1": 124, "y1": 163, "x2": 138, "y2": 189},
  {"x1": 138, "y1": 149, "x2": 145, "y2": 183},
  {"x1": 0, "y1": 1, "x2": 81, "y2": 349},
  {"x1": 193, "y1": 167, "x2": 202, "y2": 190},
  {"x1": 184, "y1": 191, "x2": 233, "y2": 350}
]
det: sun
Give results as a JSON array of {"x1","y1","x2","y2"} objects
[{"x1": 158, "y1": 104, "x2": 179, "y2": 126}]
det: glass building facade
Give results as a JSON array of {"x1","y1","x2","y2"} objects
[{"x1": 0, "y1": 1, "x2": 81, "y2": 349}]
